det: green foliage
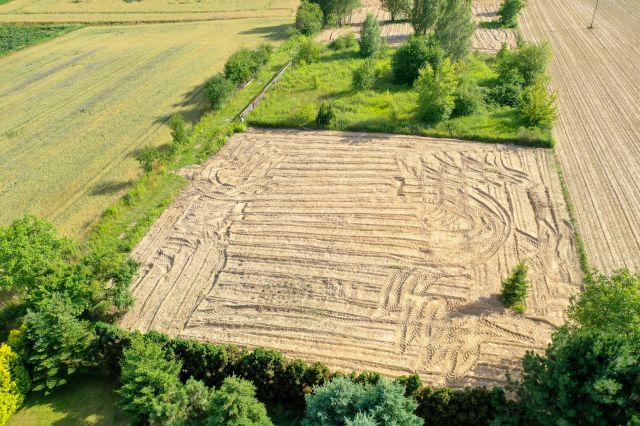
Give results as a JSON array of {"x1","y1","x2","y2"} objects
[
  {"x1": 512, "y1": 329, "x2": 640, "y2": 425},
  {"x1": 498, "y1": 0, "x2": 526, "y2": 27},
  {"x1": 392, "y1": 35, "x2": 445, "y2": 85},
  {"x1": 118, "y1": 335, "x2": 183, "y2": 423},
  {"x1": 568, "y1": 269, "x2": 640, "y2": 337},
  {"x1": 315, "y1": 102, "x2": 336, "y2": 128},
  {"x1": 296, "y1": 1, "x2": 324, "y2": 36},
  {"x1": 329, "y1": 33, "x2": 357, "y2": 50},
  {"x1": 394, "y1": 374, "x2": 422, "y2": 397},
  {"x1": 0, "y1": 24, "x2": 80, "y2": 56},
  {"x1": 434, "y1": 0, "x2": 475, "y2": 61},
  {"x1": 500, "y1": 261, "x2": 529, "y2": 312},
  {"x1": 453, "y1": 78, "x2": 485, "y2": 116},
  {"x1": 411, "y1": 0, "x2": 443, "y2": 35},
  {"x1": 0, "y1": 215, "x2": 75, "y2": 294},
  {"x1": 224, "y1": 47, "x2": 268, "y2": 85},
  {"x1": 310, "y1": 0, "x2": 361, "y2": 26},
  {"x1": 169, "y1": 114, "x2": 188, "y2": 145},
  {"x1": 297, "y1": 36, "x2": 321, "y2": 65},
  {"x1": 205, "y1": 74, "x2": 236, "y2": 110},
  {"x1": 416, "y1": 59, "x2": 458, "y2": 123},
  {"x1": 495, "y1": 41, "x2": 551, "y2": 87},
  {"x1": 518, "y1": 78, "x2": 557, "y2": 129},
  {"x1": 352, "y1": 58, "x2": 376, "y2": 91},
  {"x1": 150, "y1": 377, "x2": 213, "y2": 426},
  {"x1": 303, "y1": 376, "x2": 423, "y2": 425},
  {"x1": 0, "y1": 344, "x2": 28, "y2": 426},
  {"x1": 19, "y1": 297, "x2": 96, "y2": 394},
  {"x1": 134, "y1": 145, "x2": 157, "y2": 172},
  {"x1": 359, "y1": 14, "x2": 381, "y2": 57},
  {"x1": 206, "y1": 376, "x2": 273, "y2": 425},
  {"x1": 381, "y1": 0, "x2": 412, "y2": 21},
  {"x1": 414, "y1": 386, "x2": 507, "y2": 425}
]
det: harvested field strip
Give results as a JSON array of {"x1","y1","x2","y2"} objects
[
  {"x1": 0, "y1": 18, "x2": 290, "y2": 237},
  {"x1": 520, "y1": 0, "x2": 640, "y2": 272},
  {"x1": 0, "y1": 0, "x2": 297, "y2": 23},
  {"x1": 121, "y1": 128, "x2": 580, "y2": 387}
]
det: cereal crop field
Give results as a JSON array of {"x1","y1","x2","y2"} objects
[
  {"x1": 121, "y1": 129, "x2": 581, "y2": 386},
  {"x1": 0, "y1": 18, "x2": 289, "y2": 236},
  {"x1": 520, "y1": 0, "x2": 640, "y2": 272},
  {"x1": 0, "y1": 0, "x2": 297, "y2": 23}
]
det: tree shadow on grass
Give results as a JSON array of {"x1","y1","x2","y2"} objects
[
  {"x1": 89, "y1": 180, "x2": 135, "y2": 196},
  {"x1": 238, "y1": 24, "x2": 290, "y2": 41}
]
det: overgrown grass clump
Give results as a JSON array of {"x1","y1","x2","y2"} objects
[
  {"x1": 248, "y1": 46, "x2": 553, "y2": 147},
  {"x1": 0, "y1": 24, "x2": 81, "y2": 56}
]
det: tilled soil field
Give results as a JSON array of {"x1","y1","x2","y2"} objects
[
  {"x1": 121, "y1": 129, "x2": 580, "y2": 386},
  {"x1": 520, "y1": 0, "x2": 640, "y2": 272}
]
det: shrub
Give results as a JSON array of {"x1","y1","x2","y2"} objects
[
  {"x1": 297, "y1": 37, "x2": 321, "y2": 65},
  {"x1": 169, "y1": 114, "x2": 188, "y2": 145},
  {"x1": 206, "y1": 376, "x2": 273, "y2": 425},
  {"x1": 302, "y1": 376, "x2": 423, "y2": 425},
  {"x1": 135, "y1": 145, "x2": 157, "y2": 172},
  {"x1": 488, "y1": 80, "x2": 522, "y2": 107},
  {"x1": 359, "y1": 13, "x2": 381, "y2": 57},
  {"x1": 224, "y1": 48, "x2": 261, "y2": 85},
  {"x1": 118, "y1": 334, "x2": 183, "y2": 422},
  {"x1": 411, "y1": 0, "x2": 443, "y2": 35},
  {"x1": 205, "y1": 74, "x2": 235, "y2": 110},
  {"x1": 0, "y1": 215, "x2": 75, "y2": 295},
  {"x1": 392, "y1": 35, "x2": 445, "y2": 85},
  {"x1": 498, "y1": 0, "x2": 526, "y2": 27},
  {"x1": 500, "y1": 261, "x2": 528, "y2": 312},
  {"x1": 511, "y1": 329, "x2": 640, "y2": 425},
  {"x1": 352, "y1": 58, "x2": 376, "y2": 91},
  {"x1": 19, "y1": 296, "x2": 96, "y2": 394},
  {"x1": 416, "y1": 58, "x2": 458, "y2": 123},
  {"x1": 453, "y1": 79, "x2": 484, "y2": 116},
  {"x1": 495, "y1": 41, "x2": 551, "y2": 86},
  {"x1": 328, "y1": 32, "x2": 357, "y2": 50},
  {"x1": 414, "y1": 386, "x2": 507, "y2": 425},
  {"x1": 296, "y1": 1, "x2": 324, "y2": 36},
  {"x1": 568, "y1": 268, "x2": 640, "y2": 337},
  {"x1": 315, "y1": 102, "x2": 336, "y2": 128},
  {"x1": 253, "y1": 43, "x2": 273, "y2": 66},
  {"x1": 0, "y1": 344, "x2": 29, "y2": 426},
  {"x1": 434, "y1": 0, "x2": 474, "y2": 61},
  {"x1": 519, "y1": 78, "x2": 557, "y2": 129},
  {"x1": 381, "y1": 0, "x2": 412, "y2": 21}
]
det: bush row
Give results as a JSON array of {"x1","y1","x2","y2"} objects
[{"x1": 94, "y1": 323, "x2": 503, "y2": 423}]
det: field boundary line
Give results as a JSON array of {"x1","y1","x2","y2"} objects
[{"x1": 238, "y1": 60, "x2": 293, "y2": 122}]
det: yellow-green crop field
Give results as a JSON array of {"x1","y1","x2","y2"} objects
[
  {"x1": 0, "y1": 18, "x2": 289, "y2": 237},
  {"x1": 0, "y1": 0, "x2": 297, "y2": 23}
]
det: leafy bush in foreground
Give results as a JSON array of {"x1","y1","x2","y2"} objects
[
  {"x1": 296, "y1": 37, "x2": 321, "y2": 65},
  {"x1": 0, "y1": 344, "x2": 29, "y2": 426},
  {"x1": 316, "y1": 102, "x2": 336, "y2": 128},
  {"x1": 498, "y1": 0, "x2": 526, "y2": 27},
  {"x1": 359, "y1": 13, "x2": 381, "y2": 58},
  {"x1": 416, "y1": 59, "x2": 458, "y2": 123},
  {"x1": 392, "y1": 35, "x2": 445, "y2": 85},
  {"x1": 519, "y1": 78, "x2": 557, "y2": 129},
  {"x1": 205, "y1": 74, "x2": 235, "y2": 110},
  {"x1": 207, "y1": 376, "x2": 273, "y2": 425},
  {"x1": 352, "y1": 58, "x2": 376, "y2": 91},
  {"x1": 500, "y1": 261, "x2": 529, "y2": 312},
  {"x1": 453, "y1": 78, "x2": 485, "y2": 116},
  {"x1": 224, "y1": 45, "x2": 272, "y2": 85},
  {"x1": 329, "y1": 33, "x2": 357, "y2": 51}
]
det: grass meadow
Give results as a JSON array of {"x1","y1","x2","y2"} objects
[{"x1": 248, "y1": 46, "x2": 552, "y2": 147}]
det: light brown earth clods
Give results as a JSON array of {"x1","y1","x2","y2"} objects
[
  {"x1": 121, "y1": 129, "x2": 580, "y2": 386},
  {"x1": 520, "y1": 0, "x2": 640, "y2": 272}
]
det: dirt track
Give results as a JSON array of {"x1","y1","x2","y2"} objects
[
  {"x1": 121, "y1": 129, "x2": 580, "y2": 386},
  {"x1": 520, "y1": 0, "x2": 640, "y2": 272}
]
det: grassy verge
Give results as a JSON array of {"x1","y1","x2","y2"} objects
[
  {"x1": 0, "y1": 24, "x2": 81, "y2": 56},
  {"x1": 247, "y1": 47, "x2": 552, "y2": 147},
  {"x1": 7, "y1": 370, "x2": 127, "y2": 426},
  {"x1": 552, "y1": 152, "x2": 590, "y2": 277},
  {"x1": 85, "y1": 42, "x2": 296, "y2": 254}
]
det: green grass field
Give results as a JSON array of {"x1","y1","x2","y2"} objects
[
  {"x1": 7, "y1": 372, "x2": 127, "y2": 426},
  {"x1": 0, "y1": 24, "x2": 79, "y2": 55},
  {"x1": 248, "y1": 46, "x2": 552, "y2": 147}
]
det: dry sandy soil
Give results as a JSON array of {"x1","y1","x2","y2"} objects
[
  {"x1": 0, "y1": 19, "x2": 289, "y2": 236},
  {"x1": 121, "y1": 129, "x2": 580, "y2": 386},
  {"x1": 318, "y1": 0, "x2": 516, "y2": 52},
  {"x1": 520, "y1": 0, "x2": 640, "y2": 272},
  {"x1": 0, "y1": 0, "x2": 297, "y2": 23}
]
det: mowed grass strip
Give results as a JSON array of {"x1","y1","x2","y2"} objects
[
  {"x1": 0, "y1": 23, "x2": 80, "y2": 55},
  {"x1": 0, "y1": 18, "x2": 290, "y2": 238},
  {"x1": 248, "y1": 47, "x2": 552, "y2": 146},
  {"x1": 0, "y1": 0, "x2": 297, "y2": 23}
]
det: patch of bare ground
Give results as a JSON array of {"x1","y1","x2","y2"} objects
[
  {"x1": 520, "y1": 0, "x2": 640, "y2": 272},
  {"x1": 121, "y1": 129, "x2": 580, "y2": 387}
]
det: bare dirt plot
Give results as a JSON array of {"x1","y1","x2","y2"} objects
[
  {"x1": 0, "y1": 18, "x2": 289, "y2": 236},
  {"x1": 0, "y1": 0, "x2": 297, "y2": 23},
  {"x1": 520, "y1": 0, "x2": 640, "y2": 272},
  {"x1": 121, "y1": 129, "x2": 581, "y2": 387}
]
